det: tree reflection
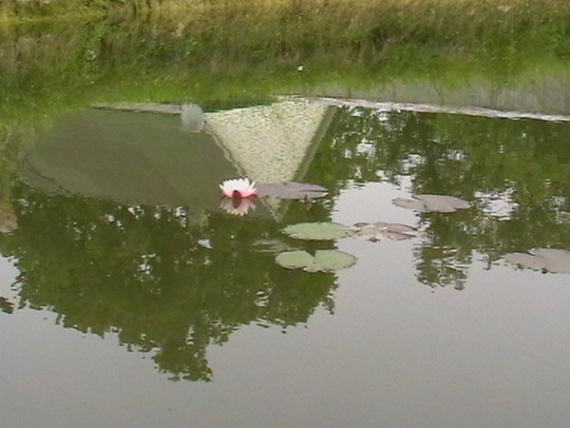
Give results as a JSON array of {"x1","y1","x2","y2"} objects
[
  {"x1": 304, "y1": 106, "x2": 570, "y2": 290},
  {"x1": 3, "y1": 103, "x2": 570, "y2": 379},
  {"x1": 0, "y1": 182, "x2": 336, "y2": 381}
]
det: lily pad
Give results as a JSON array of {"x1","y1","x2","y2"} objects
[
  {"x1": 352, "y1": 222, "x2": 416, "y2": 242},
  {"x1": 392, "y1": 198, "x2": 429, "y2": 212},
  {"x1": 393, "y1": 194, "x2": 470, "y2": 213},
  {"x1": 283, "y1": 222, "x2": 352, "y2": 240},
  {"x1": 505, "y1": 248, "x2": 570, "y2": 273},
  {"x1": 276, "y1": 250, "x2": 357, "y2": 272},
  {"x1": 416, "y1": 194, "x2": 470, "y2": 211},
  {"x1": 257, "y1": 182, "x2": 328, "y2": 200}
]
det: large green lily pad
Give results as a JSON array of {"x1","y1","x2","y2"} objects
[
  {"x1": 276, "y1": 250, "x2": 357, "y2": 272},
  {"x1": 282, "y1": 222, "x2": 352, "y2": 240}
]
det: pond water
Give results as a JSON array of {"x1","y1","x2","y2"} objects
[
  {"x1": 3, "y1": 98, "x2": 570, "y2": 428},
  {"x1": 3, "y1": 14, "x2": 570, "y2": 428}
]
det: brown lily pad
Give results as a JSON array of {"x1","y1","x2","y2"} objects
[
  {"x1": 505, "y1": 248, "x2": 570, "y2": 273},
  {"x1": 393, "y1": 194, "x2": 470, "y2": 213},
  {"x1": 352, "y1": 222, "x2": 416, "y2": 242},
  {"x1": 257, "y1": 182, "x2": 328, "y2": 200}
]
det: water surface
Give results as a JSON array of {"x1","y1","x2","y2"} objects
[
  {"x1": 3, "y1": 12, "x2": 570, "y2": 428},
  {"x1": 2, "y1": 99, "x2": 570, "y2": 427}
]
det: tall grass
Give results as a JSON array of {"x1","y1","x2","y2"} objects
[
  {"x1": 3, "y1": 1, "x2": 570, "y2": 66},
  {"x1": 1, "y1": 0, "x2": 570, "y2": 125},
  {"x1": 145, "y1": 0, "x2": 570, "y2": 75}
]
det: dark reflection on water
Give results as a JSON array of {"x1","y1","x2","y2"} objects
[
  {"x1": 3, "y1": 178, "x2": 337, "y2": 381},
  {"x1": 305, "y1": 107, "x2": 570, "y2": 289},
  {"x1": 1, "y1": 103, "x2": 570, "y2": 383}
]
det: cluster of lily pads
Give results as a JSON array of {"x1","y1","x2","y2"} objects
[
  {"x1": 219, "y1": 178, "x2": 474, "y2": 273},
  {"x1": 275, "y1": 221, "x2": 419, "y2": 272},
  {"x1": 220, "y1": 178, "x2": 570, "y2": 273},
  {"x1": 271, "y1": 192, "x2": 475, "y2": 273},
  {"x1": 220, "y1": 178, "x2": 570, "y2": 275}
]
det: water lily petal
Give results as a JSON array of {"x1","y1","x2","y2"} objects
[{"x1": 219, "y1": 177, "x2": 258, "y2": 198}]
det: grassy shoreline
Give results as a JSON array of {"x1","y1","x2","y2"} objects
[
  {"x1": 3, "y1": 0, "x2": 570, "y2": 24},
  {"x1": 3, "y1": 0, "x2": 570, "y2": 63},
  {"x1": 2, "y1": 0, "x2": 570, "y2": 126}
]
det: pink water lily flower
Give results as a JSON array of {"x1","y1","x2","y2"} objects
[{"x1": 219, "y1": 178, "x2": 258, "y2": 198}]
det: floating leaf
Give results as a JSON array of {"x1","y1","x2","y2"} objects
[
  {"x1": 283, "y1": 222, "x2": 352, "y2": 240},
  {"x1": 505, "y1": 252, "x2": 545, "y2": 270},
  {"x1": 276, "y1": 250, "x2": 357, "y2": 272},
  {"x1": 505, "y1": 248, "x2": 570, "y2": 273},
  {"x1": 415, "y1": 194, "x2": 470, "y2": 211},
  {"x1": 257, "y1": 182, "x2": 328, "y2": 200},
  {"x1": 393, "y1": 194, "x2": 470, "y2": 213},
  {"x1": 531, "y1": 248, "x2": 570, "y2": 272},
  {"x1": 392, "y1": 198, "x2": 429, "y2": 212},
  {"x1": 352, "y1": 222, "x2": 416, "y2": 242}
]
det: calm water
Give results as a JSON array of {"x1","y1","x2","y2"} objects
[
  {"x1": 3, "y1": 14, "x2": 570, "y2": 428},
  {"x1": 2, "y1": 99, "x2": 570, "y2": 428}
]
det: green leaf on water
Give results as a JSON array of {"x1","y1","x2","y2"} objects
[
  {"x1": 276, "y1": 250, "x2": 315, "y2": 270},
  {"x1": 313, "y1": 250, "x2": 357, "y2": 272},
  {"x1": 282, "y1": 222, "x2": 352, "y2": 240},
  {"x1": 275, "y1": 250, "x2": 357, "y2": 272}
]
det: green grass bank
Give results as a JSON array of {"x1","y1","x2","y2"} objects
[{"x1": 1, "y1": 0, "x2": 570, "y2": 126}]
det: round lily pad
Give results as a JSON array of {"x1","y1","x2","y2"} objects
[
  {"x1": 276, "y1": 250, "x2": 357, "y2": 272},
  {"x1": 282, "y1": 222, "x2": 352, "y2": 240}
]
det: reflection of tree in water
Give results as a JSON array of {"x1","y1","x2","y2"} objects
[
  {"x1": 304, "y1": 106, "x2": 570, "y2": 290},
  {"x1": 0, "y1": 181, "x2": 336, "y2": 381},
  {"x1": 4, "y1": 103, "x2": 570, "y2": 378},
  {"x1": 0, "y1": 124, "x2": 37, "y2": 235}
]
